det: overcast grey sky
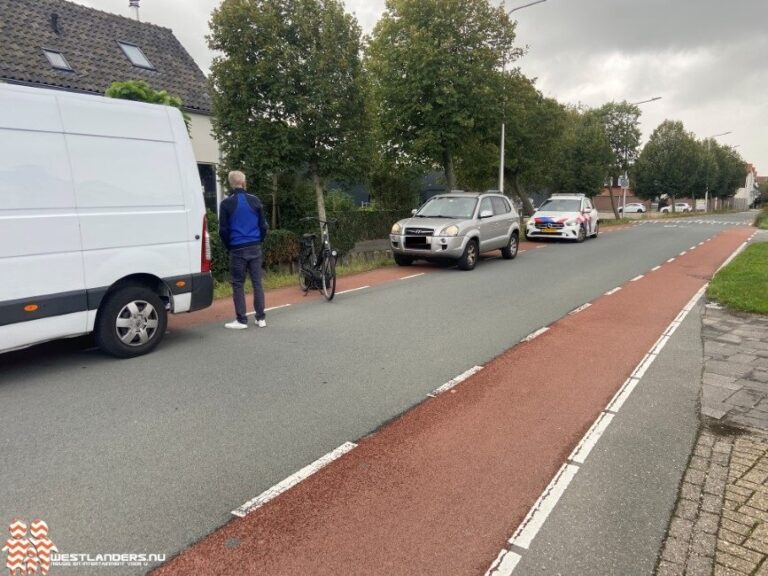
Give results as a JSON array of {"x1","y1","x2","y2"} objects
[{"x1": 76, "y1": 0, "x2": 767, "y2": 176}]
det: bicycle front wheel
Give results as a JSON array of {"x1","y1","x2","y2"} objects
[{"x1": 321, "y1": 253, "x2": 336, "y2": 301}]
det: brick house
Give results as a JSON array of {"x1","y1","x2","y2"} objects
[{"x1": 0, "y1": 0, "x2": 221, "y2": 212}]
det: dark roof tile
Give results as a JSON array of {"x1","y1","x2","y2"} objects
[{"x1": 0, "y1": 0, "x2": 211, "y2": 113}]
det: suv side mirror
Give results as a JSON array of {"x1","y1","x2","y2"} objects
[
  {"x1": 411, "y1": 209, "x2": 418, "y2": 215},
  {"x1": 479, "y1": 209, "x2": 493, "y2": 219}
]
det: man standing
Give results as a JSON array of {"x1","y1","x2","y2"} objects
[{"x1": 218, "y1": 171, "x2": 269, "y2": 329}]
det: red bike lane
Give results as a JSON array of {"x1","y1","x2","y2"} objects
[{"x1": 154, "y1": 227, "x2": 750, "y2": 576}]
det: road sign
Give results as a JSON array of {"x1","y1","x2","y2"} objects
[{"x1": 618, "y1": 175, "x2": 629, "y2": 189}]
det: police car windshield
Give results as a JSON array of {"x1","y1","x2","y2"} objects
[
  {"x1": 417, "y1": 197, "x2": 478, "y2": 219},
  {"x1": 539, "y1": 199, "x2": 581, "y2": 212}
]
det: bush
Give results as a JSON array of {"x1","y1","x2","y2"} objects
[
  {"x1": 206, "y1": 210, "x2": 229, "y2": 282},
  {"x1": 322, "y1": 209, "x2": 410, "y2": 255},
  {"x1": 262, "y1": 229, "x2": 299, "y2": 269}
]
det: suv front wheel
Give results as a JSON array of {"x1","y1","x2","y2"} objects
[{"x1": 457, "y1": 239, "x2": 478, "y2": 270}]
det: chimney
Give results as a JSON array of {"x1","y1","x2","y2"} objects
[{"x1": 129, "y1": 0, "x2": 140, "y2": 21}]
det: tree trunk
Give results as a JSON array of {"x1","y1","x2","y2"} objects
[
  {"x1": 510, "y1": 172, "x2": 535, "y2": 216},
  {"x1": 271, "y1": 173, "x2": 278, "y2": 230},
  {"x1": 310, "y1": 162, "x2": 327, "y2": 226},
  {"x1": 442, "y1": 148, "x2": 457, "y2": 191},
  {"x1": 608, "y1": 186, "x2": 620, "y2": 219}
]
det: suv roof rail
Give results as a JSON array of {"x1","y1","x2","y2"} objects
[{"x1": 550, "y1": 193, "x2": 585, "y2": 198}]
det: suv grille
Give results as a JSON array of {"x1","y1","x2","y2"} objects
[{"x1": 404, "y1": 227, "x2": 434, "y2": 236}]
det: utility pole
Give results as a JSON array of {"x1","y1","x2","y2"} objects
[{"x1": 498, "y1": 0, "x2": 548, "y2": 194}]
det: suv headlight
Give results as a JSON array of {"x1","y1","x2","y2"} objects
[
  {"x1": 566, "y1": 219, "x2": 579, "y2": 226},
  {"x1": 391, "y1": 222, "x2": 402, "y2": 235},
  {"x1": 440, "y1": 225, "x2": 459, "y2": 237}
]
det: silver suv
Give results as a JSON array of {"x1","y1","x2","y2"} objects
[{"x1": 390, "y1": 192, "x2": 520, "y2": 270}]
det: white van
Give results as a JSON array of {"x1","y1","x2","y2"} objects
[{"x1": 0, "y1": 84, "x2": 213, "y2": 358}]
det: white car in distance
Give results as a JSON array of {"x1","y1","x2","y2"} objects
[{"x1": 618, "y1": 203, "x2": 646, "y2": 213}]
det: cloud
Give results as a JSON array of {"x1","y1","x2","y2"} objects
[{"x1": 68, "y1": 0, "x2": 767, "y2": 173}]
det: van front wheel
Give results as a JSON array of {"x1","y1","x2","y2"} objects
[{"x1": 95, "y1": 285, "x2": 167, "y2": 358}]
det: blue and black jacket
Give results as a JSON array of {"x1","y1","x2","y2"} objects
[{"x1": 218, "y1": 188, "x2": 269, "y2": 250}]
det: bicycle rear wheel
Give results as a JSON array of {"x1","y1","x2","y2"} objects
[
  {"x1": 321, "y1": 253, "x2": 336, "y2": 301},
  {"x1": 299, "y1": 267, "x2": 312, "y2": 292}
]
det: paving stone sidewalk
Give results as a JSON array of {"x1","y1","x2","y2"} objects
[{"x1": 657, "y1": 304, "x2": 768, "y2": 576}]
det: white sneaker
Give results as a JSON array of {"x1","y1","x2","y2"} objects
[
  {"x1": 225, "y1": 320, "x2": 248, "y2": 330},
  {"x1": 256, "y1": 319, "x2": 267, "y2": 328}
]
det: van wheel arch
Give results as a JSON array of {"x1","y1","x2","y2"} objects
[{"x1": 94, "y1": 276, "x2": 169, "y2": 358}]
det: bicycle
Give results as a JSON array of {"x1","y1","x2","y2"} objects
[{"x1": 298, "y1": 217, "x2": 338, "y2": 301}]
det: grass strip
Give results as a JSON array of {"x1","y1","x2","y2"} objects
[{"x1": 707, "y1": 242, "x2": 768, "y2": 315}]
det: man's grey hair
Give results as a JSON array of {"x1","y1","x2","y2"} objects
[{"x1": 228, "y1": 170, "x2": 246, "y2": 189}]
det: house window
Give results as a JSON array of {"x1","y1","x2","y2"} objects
[
  {"x1": 118, "y1": 42, "x2": 154, "y2": 69},
  {"x1": 43, "y1": 49, "x2": 72, "y2": 71}
]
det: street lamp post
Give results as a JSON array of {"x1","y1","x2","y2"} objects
[
  {"x1": 705, "y1": 131, "x2": 732, "y2": 212},
  {"x1": 619, "y1": 97, "x2": 661, "y2": 216},
  {"x1": 498, "y1": 0, "x2": 548, "y2": 194}
]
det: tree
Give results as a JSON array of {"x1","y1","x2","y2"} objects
[
  {"x1": 456, "y1": 72, "x2": 566, "y2": 215},
  {"x1": 105, "y1": 80, "x2": 190, "y2": 131},
  {"x1": 597, "y1": 101, "x2": 642, "y2": 218},
  {"x1": 208, "y1": 0, "x2": 297, "y2": 226},
  {"x1": 550, "y1": 108, "x2": 613, "y2": 197},
  {"x1": 634, "y1": 120, "x2": 703, "y2": 209},
  {"x1": 209, "y1": 0, "x2": 372, "y2": 227},
  {"x1": 709, "y1": 143, "x2": 745, "y2": 204},
  {"x1": 367, "y1": 0, "x2": 520, "y2": 190}
]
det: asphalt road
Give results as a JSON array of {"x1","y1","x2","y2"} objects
[{"x1": 0, "y1": 211, "x2": 755, "y2": 574}]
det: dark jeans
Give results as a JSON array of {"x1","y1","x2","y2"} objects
[{"x1": 229, "y1": 244, "x2": 265, "y2": 324}]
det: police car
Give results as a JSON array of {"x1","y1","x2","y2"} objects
[{"x1": 525, "y1": 193, "x2": 599, "y2": 242}]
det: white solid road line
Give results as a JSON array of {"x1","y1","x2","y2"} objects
[
  {"x1": 232, "y1": 442, "x2": 357, "y2": 517},
  {"x1": 604, "y1": 287, "x2": 622, "y2": 296},
  {"x1": 428, "y1": 366, "x2": 484, "y2": 397},
  {"x1": 247, "y1": 304, "x2": 291, "y2": 316},
  {"x1": 336, "y1": 285, "x2": 370, "y2": 295},
  {"x1": 399, "y1": 273, "x2": 425, "y2": 280},
  {"x1": 484, "y1": 279, "x2": 716, "y2": 575},
  {"x1": 507, "y1": 463, "x2": 580, "y2": 550}
]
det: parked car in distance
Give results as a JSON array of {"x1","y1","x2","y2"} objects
[
  {"x1": 390, "y1": 192, "x2": 520, "y2": 271},
  {"x1": 525, "y1": 193, "x2": 599, "y2": 242},
  {"x1": 618, "y1": 203, "x2": 646, "y2": 213},
  {"x1": 660, "y1": 202, "x2": 692, "y2": 213}
]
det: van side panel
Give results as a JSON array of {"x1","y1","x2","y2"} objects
[
  {"x1": 0, "y1": 90, "x2": 87, "y2": 349},
  {"x1": 58, "y1": 97, "x2": 194, "y2": 319}
]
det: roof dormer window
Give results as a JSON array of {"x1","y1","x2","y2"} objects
[
  {"x1": 118, "y1": 42, "x2": 154, "y2": 69},
  {"x1": 43, "y1": 49, "x2": 72, "y2": 71}
]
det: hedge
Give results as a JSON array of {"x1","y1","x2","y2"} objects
[{"x1": 206, "y1": 208, "x2": 406, "y2": 281}]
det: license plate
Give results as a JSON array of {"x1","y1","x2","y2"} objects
[{"x1": 542, "y1": 227, "x2": 557, "y2": 233}]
